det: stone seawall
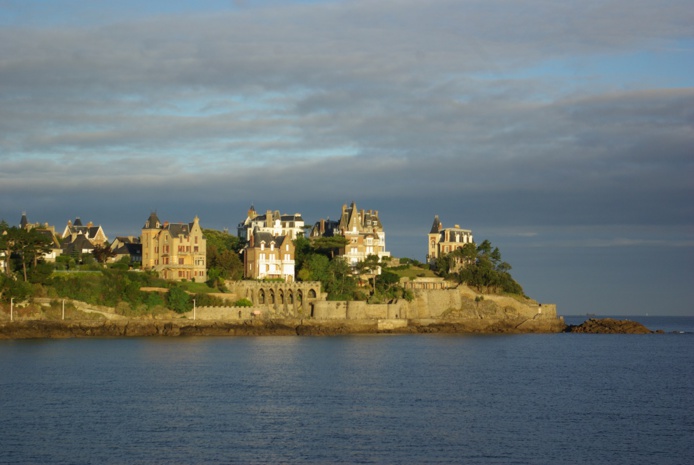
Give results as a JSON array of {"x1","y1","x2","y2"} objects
[{"x1": 0, "y1": 316, "x2": 566, "y2": 339}]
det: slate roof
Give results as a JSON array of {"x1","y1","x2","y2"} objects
[
  {"x1": 143, "y1": 212, "x2": 161, "y2": 229},
  {"x1": 63, "y1": 234, "x2": 95, "y2": 255},
  {"x1": 165, "y1": 223, "x2": 190, "y2": 237},
  {"x1": 430, "y1": 215, "x2": 443, "y2": 234}
]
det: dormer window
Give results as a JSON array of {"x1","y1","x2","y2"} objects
[{"x1": 260, "y1": 241, "x2": 265, "y2": 250}]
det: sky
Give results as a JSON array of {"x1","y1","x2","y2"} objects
[{"x1": 1, "y1": 0, "x2": 692, "y2": 316}]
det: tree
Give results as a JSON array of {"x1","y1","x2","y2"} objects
[
  {"x1": 311, "y1": 236, "x2": 349, "y2": 259},
  {"x1": 436, "y1": 239, "x2": 525, "y2": 296},
  {"x1": 166, "y1": 287, "x2": 192, "y2": 314},
  {"x1": 323, "y1": 258, "x2": 357, "y2": 301},
  {"x1": 293, "y1": 235, "x2": 312, "y2": 272},
  {"x1": 0, "y1": 227, "x2": 53, "y2": 281},
  {"x1": 356, "y1": 254, "x2": 381, "y2": 295},
  {"x1": 204, "y1": 229, "x2": 244, "y2": 285},
  {"x1": 92, "y1": 243, "x2": 115, "y2": 265}
]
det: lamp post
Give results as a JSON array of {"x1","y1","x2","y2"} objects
[
  {"x1": 62, "y1": 299, "x2": 65, "y2": 320},
  {"x1": 193, "y1": 299, "x2": 196, "y2": 321},
  {"x1": 10, "y1": 297, "x2": 13, "y2": 322}
]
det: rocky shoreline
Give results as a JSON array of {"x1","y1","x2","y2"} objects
[
  {"x1": 564, "y1": 318, "x2": 661, "y2": 334},
  {"x1": 0, "y1": 316, "x2": 662, "y2": 339}
]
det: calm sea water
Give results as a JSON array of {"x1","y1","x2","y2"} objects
[{"x1": 0, "y1": 316, "x2": 692, "y2": 465}]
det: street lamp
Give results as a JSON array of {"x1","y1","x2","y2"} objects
[{"x1": 10, "y1": 297, "x2": 13, "y2": 322}]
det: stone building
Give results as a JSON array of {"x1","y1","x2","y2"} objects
[
  {"x1": 140, "y1": 212, "x2": 207, "y2": 282},
  {"x1": 309, "y1": 201, "x2": 390, "y2": 267},
  {"x1": 61, "y1": 217, "x2": 108, "y2": 246},
  {"x1": 427, "y1": 215, "x2": 474, "y2": 267},
  {"x1": 237, "y1": 206, "x2": 305, "y2": 242},
  {"x1": 109, "y1": 236, "x2": 142, "y2": 265},
  {"x1": 242, "y1": 230, "x2": 296, "y2": 282}
]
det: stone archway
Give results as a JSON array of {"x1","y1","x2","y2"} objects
[{"x1": 259, "y1": 289, "x2": 265, "y2": 305}]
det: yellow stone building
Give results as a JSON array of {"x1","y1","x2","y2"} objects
[
  {"x1": 243, "y1": 231, "x2": 296, "y2": 282},
  {"x1": 140, "y1": 212, "x2": 207, "y2": 282}
]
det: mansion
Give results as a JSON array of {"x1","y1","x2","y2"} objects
[
  {"x1": 427, "y1": 215, "x2": 474, "y2": 268},
  {"x1": 141, "y1": 212, "x2": 207, "y2": 282},
  {"x1": 237, "y1": 206, "x2": 305, "y2": 242},
  {"x1": 310, "y1": 202, "x2": 391, "y2": 267}
]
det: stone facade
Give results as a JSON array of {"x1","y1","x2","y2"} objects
[
  {"x1": 140, "y1": 212, "x2": 207, "y2": 282},
  {"x1": 237, "y1": 206, "x2": 305, "y2": 241},
  {"x1": 243, "y1": 231, "x2": 296, "y2": 282},
  {"x1": 310, "y1": 201, "x2": 390, "y2": 266},
  {"x1": 427, "y1": 215, "x2": 473, "y2": 267}
]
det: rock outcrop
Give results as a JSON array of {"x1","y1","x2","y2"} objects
[{"x1": 564, "y1": 318, "x2": 657, "y2": 334}]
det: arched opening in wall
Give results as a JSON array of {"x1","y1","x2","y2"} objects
[
  {"x1": 308, "y1": 289, "x2": 317, "y2": 299},
  {"x1": 270, "y1": 290, "x2": 275, "y2": 305},
  {"x1": 309, "y1": 303, "x2": 315, "y2": 318},
  {"x1": 279, "y1": 290, "x2": 285, "y2": 305},
  {"x1": 288, "y1": 291, "x2": 294, "y2": 305},
  {"x1": 297, "y1": 290, "x2": 303, "y2": 304},
  {"x1": 259, "y1": 290, "x2": 265, "y2": 305},
  {"x1": 238, "y1": 310, "x2": 242, "y2": 319}
]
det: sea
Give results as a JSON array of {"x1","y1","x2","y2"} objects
[{"x1": 0, "y1": 316, "x2": 692, "y2": 465}]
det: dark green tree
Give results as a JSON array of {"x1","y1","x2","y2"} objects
[
  {"x1": 166, "y1": 286, "x2": 192, "y2": 314},
  {"x1": 0, "y1": 227, "x2": 53, "y2": 281},
  {"x1": 92, "y1": 243, "x2": 115, "y2": 265},
  {"x1": 311, "y1": 236, "x2": 349, "y2": 259},
  {"x1": 204, "y1": 229, "x2": 243, "y2": 285},
  {"x1": 356, "y1": 254, "x2": 381, "y2": 295},
  {"x1": 436, "y1": 239, "x2": 524, "y2": 295}
]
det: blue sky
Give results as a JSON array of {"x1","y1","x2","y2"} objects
[{"x1": 1, "y1": 0, "x2": 692, "y2": 316}]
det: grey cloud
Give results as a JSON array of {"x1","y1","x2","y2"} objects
[{"x1": 1, "y1": 0, "x2": 693, "y2": 315}]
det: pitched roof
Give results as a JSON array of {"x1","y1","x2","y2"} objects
[
  {"x1": 143, "y1": 212, "x2": 161, "y2": 229},
  {"x1": 165, "y1": 223, "x2": 190, "y2": 237},
  {"x1": 63, "y1": 234, "x2": 95, "y2": 254},
  {"x1": 430, "y1": 215, "x2": 443, "y2": 234}
]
